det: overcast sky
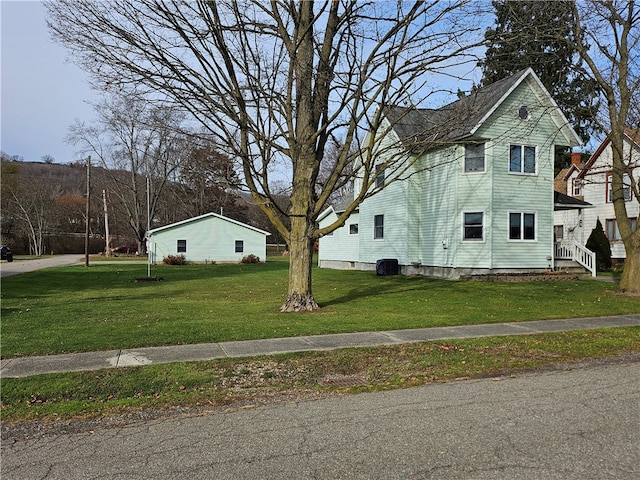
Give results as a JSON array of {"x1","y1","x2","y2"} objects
[{"x1": 1, "y1": 0, "x2": 96, "y2": 163}]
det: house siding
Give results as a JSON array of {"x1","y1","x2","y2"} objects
[
  {"x1": 317, "y1": 210, "x2": 361, "y2": 264},
  {"x1": 358, "y1": 177, "x2": 410, "y2": 264},
  {"x1": 477, "y1": 79, "x2": 557, "y2": 270},
  {"x1": 417, "y1": 147, "x2": 464, "y2": 268},
  {"x1": 318, "y1": 70, "x2": 579, "y2": 277}
]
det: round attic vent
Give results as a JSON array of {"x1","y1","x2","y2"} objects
[{"x1": 518, "y1": 105, "x2": 530, "y2": 120}]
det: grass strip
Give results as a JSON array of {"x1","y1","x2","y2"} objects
[{"x1": 2, "y1": 327, "x2": 638, "y2": 425}]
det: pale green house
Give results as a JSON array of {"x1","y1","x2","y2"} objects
[
  {"x1": 318, "y1": 68, "x2": 583, "y2": 278},
  {"x1": 147, "y1": 213, "x2": 270, "y2": 264}
]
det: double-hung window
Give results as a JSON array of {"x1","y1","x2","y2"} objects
[
  {"x1": 463, "y1": 212, "x2": 484, "y2": 241},
  {"x1": 572, "y1": 178, "x2": 582, "y2": 196},
  {"x1": 235, "y1": 240, "x2": 244, "y2": 253},
  {"x1": 374, "y1": 215, "x2": 384, "y2": 239},
  {"x1": 606, "y1": 217, "x2": 637, "y2": 241},
  {"x1": 509, "y1": 145, "x2": 536, "y2": 174},
  {"x1": 554, "y1": 225, "x2": 564, "y2": 241},
  {"x1": 606, "y1": 172, "x2": 632, "y2": 202},
  {"x1": 177, "y1": 239, "x2": 187, "y2": 253},
  {"x1": 509, "y1": 212, "x2": 536, "y2": 240},
  {"x1": 464, "y1": 143, "x2": 485, "y2": 173}
]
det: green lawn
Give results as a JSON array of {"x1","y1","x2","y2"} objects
[{"x1": 1, "y1": 256, "x2": 639, "y2": 358}]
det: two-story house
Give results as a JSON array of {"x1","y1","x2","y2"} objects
[
  {"x1": 318, "y1": 68, "x2": 583, "y2": 278},
  {"x1": 554, "y1": 129, "x2": 640, "y2": 262}
]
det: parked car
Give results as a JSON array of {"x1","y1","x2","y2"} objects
[
  {"x1": 1, "y1": 245, "x2": 14, "y2": 262},
  {"x1": 110, "y1": 245, "x2": 138, "y2": 255}
]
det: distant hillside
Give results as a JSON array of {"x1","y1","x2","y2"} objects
[{"x1": 1, "y1": 159, "x2": 288, "y2": 253}]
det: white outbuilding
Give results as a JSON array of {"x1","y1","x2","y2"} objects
[{"x1": 147, "y1": 213, "x2": 270, "y2": 264}]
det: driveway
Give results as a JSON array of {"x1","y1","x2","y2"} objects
[{"x1": 0, "y1": 255, "x2": 83, "y2": 278}]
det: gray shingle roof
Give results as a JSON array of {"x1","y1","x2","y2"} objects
[
  {"x1": 384, "y1": 69, "x2": 530, "y2": 150},
  {"x1": 554, "y1": 191, "x2": 592, "y2": 210}
]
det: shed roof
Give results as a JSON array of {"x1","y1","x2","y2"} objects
[{"x1": 147, "y1": 213, "x2": 270, "y2": 237}]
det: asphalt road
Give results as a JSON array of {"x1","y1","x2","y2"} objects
[{"x1": 3, "y1": 359, "x2": 639, "y2": 479}]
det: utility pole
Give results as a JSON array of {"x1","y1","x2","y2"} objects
[
  {"x1": 84, "y1": 156, "x2": 91, "y2": 267},
  {"x1": 103, "y1": 189, "x2": 111, "y2": 257},
  {"x1": 147, "y1": 175, "x2": 152, "y2": 277}
]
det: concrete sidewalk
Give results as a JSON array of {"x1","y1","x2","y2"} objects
[{"x1": 2, "y1": 314, "x2": 639, "y2": 378}]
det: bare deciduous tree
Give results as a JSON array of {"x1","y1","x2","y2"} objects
[
  {"x1": 66, "y1": 95, "x2": 189, "y2": 253},
  {"x1": 46, "y1": 0, "x2": 483, "y2": 311},
  {"x1": 175, "y1": 145, "x2": 242, "y2": 218},
  {"x1": 570, "y1": 0, "x2": 640, "y2": 293},
  {"x1": 4, "y1": 174, "x2": 58, "y2": 256}
]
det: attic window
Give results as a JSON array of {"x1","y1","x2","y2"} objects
[{"x1": 518, "y1": 106, "x2": 530, "y2": 120}]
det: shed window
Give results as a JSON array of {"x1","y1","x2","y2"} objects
[
  {"x1": 235, "y1": 240, "x2": 244, "y2": 253},
  {"x1": 349, "y1": 223, "x2": 359, "y2": 235},
  {"x1": 177, "y1": 239, "x2": 187, "y2": 253}
]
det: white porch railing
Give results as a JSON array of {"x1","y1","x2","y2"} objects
[{"x1": 554, "y1": 240, "x2": 596, "y2": 277}]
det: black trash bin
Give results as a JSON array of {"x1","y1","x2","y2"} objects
[{"x1": 376, "y1": 258, "x2": 398, "y2": 276}]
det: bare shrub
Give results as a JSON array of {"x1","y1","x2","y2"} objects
[
  {"x1": 163, "y1": 254, "x2": 187, "y2": 265},
  {"x1": 240, "y1": 254, "x2": 260, "y2": 264}
]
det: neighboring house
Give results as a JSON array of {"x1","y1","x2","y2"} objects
[
  {"x1": 554, "y1": 129, "x2": 640, "y2": 261},
  {"x1": 319, "y1": 68, "x2": 584, "y2": 278},
  {"x1": 147, "y1": 213, "x2": 270, "y2": 264}
]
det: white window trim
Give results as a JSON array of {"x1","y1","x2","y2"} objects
[
  {"x1": 606, "y1": 172, "x2": 632, "y2": 203},
  {"x1": 572, "y1": 178, "x2": 582, "y2": 196},
  {"x1": 508, "y1": 211, "x2": 538, "y2": 242},
  {"x1": 373, "y1": 214, "x2": 384, "y2": 240},
  {"x1": 508, "y1": 144, "x2": 538, "y2": 175},
  {"x1": 461, "y1": 211, "x2": 485, "y2": 242},
  {"x1": 464, "y1": 143, "x2": 486, "y2": 174},
  {"x1": 374, "y1": 164, "x2": 385, "y2": 190}
]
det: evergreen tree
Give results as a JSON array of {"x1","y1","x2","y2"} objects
[
  {"x1": 479, "y1": 0, "x2": 600, "y2": 143},
  {"x1": 586, "y1": 219, "x2": 612, "y2": 272}
]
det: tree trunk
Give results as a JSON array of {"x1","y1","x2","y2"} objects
[
  {"x1": 619, "y1": 242, "x2": 640, "y2": 294},
  {"x1": 281, "y1": 217, "x2": 318, "y2": 312}
]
